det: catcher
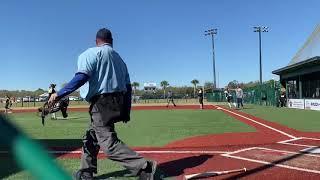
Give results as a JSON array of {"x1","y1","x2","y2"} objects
[{"x1": 38, "y1": 84, "x2": 69, "y2": 124}]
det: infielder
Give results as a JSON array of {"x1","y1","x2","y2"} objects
[
  {"x1": 166, "y1": 90, "x2": 177, "y2": 107},
  {"x1": 198, "y1": 89, "x2": 204, "y2": 109},
  {"x1": 48, "y1": 28, "x2": 156, "y2": 180}
]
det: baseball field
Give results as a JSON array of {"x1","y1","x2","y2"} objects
[{"x1": 1, "y1": 104, "x2": 320, "y2": 179}]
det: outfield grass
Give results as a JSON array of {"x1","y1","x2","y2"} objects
[
  {"x1": 1, "y1": 109, "x2": 254, "y2": 180},
  {"x1": 241, "y1": 105, "x2": 320, "y2": 132},
  {"x1": 6, "y1": 109, "x2": 255, "y2": 147}
]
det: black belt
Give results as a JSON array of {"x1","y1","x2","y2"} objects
[{"x1": 90, "y1": 92, "x2": 125, "y2": 103}]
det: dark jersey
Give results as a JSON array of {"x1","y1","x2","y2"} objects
[
  {"x1": 224, "y1": 90, "x2": 233, "y2": 102},
  {"x1": 5, "y1": 98, "x2": 10, "y2": 108}
]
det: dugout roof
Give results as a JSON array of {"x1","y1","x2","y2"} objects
[{"x1": 273, "y1": 24, "x2": 320, "y2": 78}]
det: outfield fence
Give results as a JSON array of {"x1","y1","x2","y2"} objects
[
  {"x1": 0, "y1": 96, "x2": 204, "y2": 109},
  {"x1": 0, "y1": 100, "x2": 88, "y2": 109},
  {"x1": 207, "y1": 80, "x2": 281, "y2": 106}
]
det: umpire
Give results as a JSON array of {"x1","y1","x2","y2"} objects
[{"x1": 49, "y1": 28, "x2": 157, "y2": 180}]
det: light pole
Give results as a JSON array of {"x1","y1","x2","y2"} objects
[
  {"x1": 253, "y1": 26, "x2": 269, "y2": 85},
  {"x1": 205, "y1": 28, "x2": 218, "y2": 89}
]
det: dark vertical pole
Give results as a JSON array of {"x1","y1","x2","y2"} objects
[
  {"x1": 299, "y1": 75, "x2": 302, "y2": 99},
  {"x1": 211, "y1": 34, "x2": 216, "y2": 89},
  {"x1": 259, "y1": 30, "x2": 262, "y2": 85},
  {"x1": 258, "y1": 29, "x2": 263, "y2": 105}
]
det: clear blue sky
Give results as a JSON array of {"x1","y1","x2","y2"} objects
[{"x1": 0, "y1": 0, "x2": 319, "y2": 90}]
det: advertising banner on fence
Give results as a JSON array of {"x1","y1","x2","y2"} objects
[
  {"x1": 305, "y1": 99, "x2": 320, "y2": 111},
  {"x1": 287, "y1": 99, "x2": 305, "y2": 109}
]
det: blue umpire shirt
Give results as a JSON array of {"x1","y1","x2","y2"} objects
[{"x1": 77, "y1": 43, "x2": 130, "y2": 101}]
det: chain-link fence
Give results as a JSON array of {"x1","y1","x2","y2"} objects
[
  {"x1": 207, "y1": 80, "x2": 281, "y2": 106},
  {"x1": 1, "y1": 93, "x2": 206, "y2": 108},
  {"x1": 133, "y1": 92, "x2": 204, "y2": 104},
  {"x1": 0, "y1": 99, "x2": 88, "y2": 109}
]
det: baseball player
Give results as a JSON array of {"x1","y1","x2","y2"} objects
[
  {"x1": 48, "y1": 28, "x2": 156, "y2": 180},
  {"x1": 224, "y1": 88, "x2": 236, "y2": 108},
  {"x1": 4, "y1": 96, "x2": 12, "y2": 113},
  {"x1": 198, "y1": 88, "x2": 204, "y2": 109},
  {"x1": 279, "y1": 91, "x2": 286, "y2": 107},
  {"x1": 166, "y1": 90, "x2": 177, "y2": 107},
  {"x1": 48, "y1": 84, "x2": 57, "y2": 119},
  {"x1": 38, "y1": 84, "x2": 70, "y2": 119}
]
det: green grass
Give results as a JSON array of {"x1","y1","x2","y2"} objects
[
  {"x1": 1, "y1": 109, "x2": 254, "y2": 179},
  {"x1": 1, "y1": 157, "x2": 144, "y2": 180},
  {"x1": 241, "y1": 105, "x2": 320, "y2": 132},
  {"x1": 5, "y1": 110, "x2": 255, "y2": 147}
]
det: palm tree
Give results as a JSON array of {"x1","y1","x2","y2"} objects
[
  {"x1": 131, "y1": 82, "x2": 140, "y2": 94},
  {"x1": 191, "y1": 79, "x2": 199, "y2": 98},
  {"x1": 160, "y1": 81, "x2": 169, "y2": 99}
]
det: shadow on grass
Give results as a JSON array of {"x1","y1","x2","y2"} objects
[
  {"x1": 0, "y1": 139, "x2": 82, "y2": 151},
  {"x1": 95, "y1": 154, "x2": 213, "y2": 179},
  {"x1": 0, "y1": 154, "x2": 22, "y2": 179},
  {"x1": 55, "y1": 116, "x2": 82, "y2": 120},
  {"x1": 38, "y1": 139, "x2": 83, "y2": 148}
]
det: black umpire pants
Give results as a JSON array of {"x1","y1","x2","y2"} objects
[
  {"x1": 237, "y1": 98, "x2": 244, "y2": 108},
  {"x1": 80, "y1": 93, "x2": 146, "y2": 175}
]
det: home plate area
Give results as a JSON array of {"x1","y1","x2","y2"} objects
[{"x1": 223, "y1": 147, "x2": 320, "y2": 174}]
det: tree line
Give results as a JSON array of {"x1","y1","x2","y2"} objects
[
  {"x1": 0, "y1": 89, "x2": 80, "y2": 98},
  {"x1": 132, "y1": 80, "x2": 214, "y2": 99},
  {"x1": 0, "y1": 79, "x2": 271, "y2": 98}
]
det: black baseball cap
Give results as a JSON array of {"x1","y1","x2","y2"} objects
[{"x1": 96, "y1": 28, "x2": 113, "y2": 41}]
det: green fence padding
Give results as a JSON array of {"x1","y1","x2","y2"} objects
[
  {"x1": 207, "y1": 81, "x2": 281, "y2": 106},
  {"x1": 0, "y1": 114, "x2": 71, "y2": 180}
]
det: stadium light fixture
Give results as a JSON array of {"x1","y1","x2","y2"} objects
[{"x1": 204, "y1": 28, "x2": 218, "y2": 89}]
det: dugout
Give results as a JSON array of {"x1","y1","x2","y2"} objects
[
  {"x1": 273, "y1": 25, "x2": 320, "y2": 100},
  {"x1": 273, "y1": 57, "x2": 320, "y2": 99}
]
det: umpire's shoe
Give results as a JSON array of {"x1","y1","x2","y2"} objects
[
  {"x1": 73, "y1": 170, "x2": 93, "y2": 180},
  {"x1": 139, "y1": 160, "x2": 157, "y2": 180}
]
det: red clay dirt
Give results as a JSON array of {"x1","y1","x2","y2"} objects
[{"x1": 5, "y1": 104, "x2": 320, "y2": 179}]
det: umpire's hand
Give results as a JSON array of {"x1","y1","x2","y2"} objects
[{"x1": 48, "y1": 93, "x2": 58, "y2": 105}]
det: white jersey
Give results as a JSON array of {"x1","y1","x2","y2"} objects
[{"x1": 224, "y1": 90, "x2": 232, "y2": 99}]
